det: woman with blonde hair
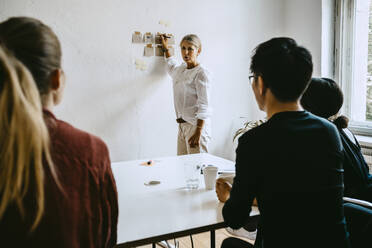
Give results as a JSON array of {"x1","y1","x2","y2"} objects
[
  {"x1": 0, "y1": 17, "x2": 118, "y2": 247},
  {"x1": 161, "y1": 34, "x2": 212, "y2": 155}
]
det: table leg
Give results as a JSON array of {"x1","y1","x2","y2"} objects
[{"x1": 210, "y1": 229, "x2": 215, "y2": 248}]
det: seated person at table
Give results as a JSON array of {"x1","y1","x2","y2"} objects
[
  {"x1": 0, "y1": 17, "x2": 118, "y2": 247},
  {"x1": 300, "y1": 77, "x2": 372, "y2": 203},
  {"x1": 218, "y1": 37, "x2": 350, "y2": 248},
  {"x1": 300, "y1": 78, "x2": 372, "y2": 248}
]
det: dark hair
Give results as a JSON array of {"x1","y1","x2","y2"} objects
[
  {"x1": 250, "y1": 37, "x2": 313, "y2": 102},
  {"x1": 300, "y1": 77, "x2": 349, "y2": 128},
  {"x1": 0, "y1": 17, "x2": 62, "y2": 94}
]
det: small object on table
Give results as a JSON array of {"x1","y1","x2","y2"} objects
[
  {"x1": 140, "y1": 160, "x2": 154, "y2": 166},
  {"x1": 144, "y1": 180, "x2": 161, "y2": 186}
]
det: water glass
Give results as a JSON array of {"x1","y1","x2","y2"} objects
[{"x1": 184, "y1": 162, "x2": 201, "y2": 190}]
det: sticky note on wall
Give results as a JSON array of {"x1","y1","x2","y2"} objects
[
  {"x1": 132, "y1": 31, "x2": 142, "y2": 43},
  {"x1": 135, "y1": 59, "x2": 147, "y2": 71},
  {"x1": 155, "y1": 33, "x2": 162, "y2": 44},
  {"x1": 155, "y1": 45, "x2": 174, "y2": 56},
  {"x1": 167, "y1": 34, "x2": 175, "y2": 45},
  {"x1": 159, "y1": 20, "x2": 171, "y2": 27},
  {"x1": 155, "y1": 45, "x2": 164, "y2": 56},
  {"x1": 155, "y1": 33, "x2": 175, "y2": 45},
  {"x1": 143, "y1": 32, "x2": 153, "y2": 43},
  {"x1": 144, "y1": 44, "x2": 154, "y2": 57},
  {"x1": 168, "y1": 46, "x2": 175, "y2": 56}
]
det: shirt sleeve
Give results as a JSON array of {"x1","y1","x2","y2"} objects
[
  {"x1": 195, "y1": 70, "x2": 212, "y2": 120},
  {"x1": 100, "y1": 145, "x2": 119, "y2": 248},
  {"x1": 222, "y1": 133, "x2": 259, "y2": 229},
  {"x1": 349, "y1": 130, "x2": 372, "y2": 202},
  {"x1": 165, "y1": 57, "x2": 178, "y2": 78}
]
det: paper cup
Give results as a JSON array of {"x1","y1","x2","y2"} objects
[{"x1": 203, "y1": 166, "x2": 218, "y2": 190}]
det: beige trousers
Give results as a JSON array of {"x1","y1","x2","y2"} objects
[{"x1": 177, "y1": 122, "x2": 210, "y2": 155}]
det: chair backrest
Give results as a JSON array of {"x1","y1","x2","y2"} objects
[
  {"x1": 344, "y1": 202, "x2": 372, "y2": 248},
  {"x1": 343, "y1": 197, "x2": 372, "y2": 210}
]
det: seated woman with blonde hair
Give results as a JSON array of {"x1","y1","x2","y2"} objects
[{"x1": 0, "y1": 17, "x2": 118, "y2": 247}]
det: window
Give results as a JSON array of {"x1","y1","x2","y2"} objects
[{"x1": 335, "y1": 0, "x2": 372, "y2": 135}]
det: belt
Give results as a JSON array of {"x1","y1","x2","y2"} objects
[{"x1": 176, "y1": 118, "x2": 186, "y2": 123}]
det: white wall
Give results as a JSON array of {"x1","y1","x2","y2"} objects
[
  {"x1": 283, "y1": 0, "x2": 323, "y2": 77},
  {"x1": 321, "y1": 0, "x2": 335, "y2": 78},
  {"x1": 0, "y1": 0, "x2": 285, "y2": 161}
]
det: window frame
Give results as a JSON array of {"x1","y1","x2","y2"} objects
[{"x1": 334, "y1": 0, "x2": 372, "y2": 136}]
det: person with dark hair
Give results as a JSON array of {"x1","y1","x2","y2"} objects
[
  {"x1": 218, "y1": 38, "x2": 350, "y2": 248},
  {"x1": 0, "y1": 17, "x2": 118, "y2": 247},
  {"x1": 301, "y1": 78, "x2": 372, "y2": 248},
  {"x1": 301, "y1": 77, "x2": 372, "y2": 202}
]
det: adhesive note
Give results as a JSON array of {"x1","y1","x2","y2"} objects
[
  {"x1": 155, "y1": 33, "x2": 175, "y2": 45},
  {"x1": 159, "y1": 20, "x2": 171, "y2": 27},
  {"x1": 155, "y1": 45, "x2": 164, "y2": 56},
  {"x1": 166, "y1": 34, "x2": 175, "y2": 45},
  {"x1": 155, "y1": 45, "x2": 175, "y2": 57},
  {"x1": 135, "y1": 59, "x2": 147, "y2": 71},
  {"x1": 144, "y1": 44, "x2": 154, "y2": 57},
  {"x1": 132, "y1": 31, "x2": 142, "y2": 43},
  {"x1": 143, "y1": 32, "x2": 153, "y2": 43},
  {"x1": 154, "y1": 33, "x2": 162, "y2": 44},
  {"x1": 168, "y1": 46, "x2": 175, "y2": 56}
]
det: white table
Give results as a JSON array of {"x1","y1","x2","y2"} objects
[{"x1": 112, "y1": 153, "x2": 259, "y2": 248}]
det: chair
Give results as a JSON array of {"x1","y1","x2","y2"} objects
[{"x1": 343, "y1": 199, "x2": 372, "y2": 248}]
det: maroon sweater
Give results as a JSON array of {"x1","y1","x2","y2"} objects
[{"x1": 0, "y1": 110, "x2": 118, "y2": 247}]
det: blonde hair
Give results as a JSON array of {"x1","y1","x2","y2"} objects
[
  {"x1": 180, "y1": 34, "x2": 202, "y2": 50},
  {"x1": 0, "y1": 46, "x2": 54, "y2": 230}
]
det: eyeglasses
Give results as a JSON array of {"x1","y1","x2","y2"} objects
[{"x1": 249, "y1": 74, "x2": 257, "y2": 85}]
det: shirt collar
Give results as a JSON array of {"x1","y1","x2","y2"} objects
[{"x1": 42, "y1": 108, "x2": 57, "y2": 120}]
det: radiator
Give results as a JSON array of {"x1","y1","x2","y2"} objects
[{"x1": 361, "y1": 146, "x2": 372, "y2": 173}]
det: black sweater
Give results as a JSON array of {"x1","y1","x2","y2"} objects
[
  {"x1": 340, "y1": 128, "x2": 372, "y2": 202},
  {"x1": 223, "y1": 111, "x2": 350, "y2": 248}
]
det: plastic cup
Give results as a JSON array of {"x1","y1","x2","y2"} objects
[{"x1": 184, "y1": 163, "x2": 201, "y2": 190}]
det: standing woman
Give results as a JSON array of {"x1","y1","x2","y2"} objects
[
  {"x1": 161, "y1": 34, "x2": 212, "y2": 155},
  {"x1": 0, "y1": 17, "x2": 118, "y2": 247}
]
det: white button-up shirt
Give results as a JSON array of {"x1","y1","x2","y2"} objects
[{"x1": 165, "y1": 57, "x2": 212, "y2": 134}]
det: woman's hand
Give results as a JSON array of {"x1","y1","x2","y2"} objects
[
  {"x1": 161, "y1": 34, "x2": 169, "y2": 50},
  {"x1": 215, "y1": 178, "x2": 232, "y2": 203},
  {"x1": 253, "y1": 198, "x2": 258, "y2": 206},
  {"x1": 188, "y1": 128, "x2": 201, "y2": 148}
]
